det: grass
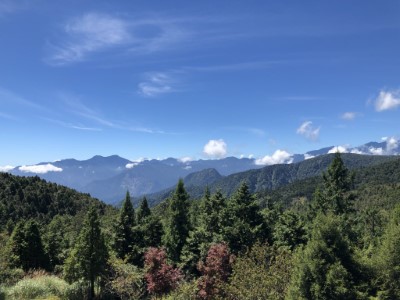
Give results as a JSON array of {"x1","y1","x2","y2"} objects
[{"x1": 3, "y1": 275, "x2": 70, "y2": 300}]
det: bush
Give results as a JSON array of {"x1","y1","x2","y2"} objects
[
  {"x1": 5, "y1": 275, "x2": 69, "y2": 300},
  {"x1": 161, "y1": 280, "x2": 198, "y2": 300},
  {"x1": 0, "y1": 268, "x2": 24, "y2": 286}
]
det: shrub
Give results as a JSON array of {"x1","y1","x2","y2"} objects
[
  {"x1": 5, "y1": 275, "x2": 69, "y2": 300},
  {"x1": 144, "y1": 247, "x2": 182, "y2": 296}
]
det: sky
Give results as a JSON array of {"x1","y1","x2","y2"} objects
[{"x1": 1, "y1": 0, "x2": 400, "y2": 166}]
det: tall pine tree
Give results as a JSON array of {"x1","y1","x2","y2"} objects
[
  {"x1": 137, "y1": 197, "x2": 151, "y2": 224},
  {"x1": 162, "y1": 179, "x2": 190, "y2": 263},
  {"x1": 64, "y1": 205, "x2": 109, "y2": 300},
  {"x1": 114, "y1": 191, "x2": 135, "y2": 260}
]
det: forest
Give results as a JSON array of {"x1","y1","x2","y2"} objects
[{"x1": 0, "y1": 152, "x2": 400, "y2": 299}]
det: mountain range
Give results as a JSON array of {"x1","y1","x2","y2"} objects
[{"x1": 3, "y1": 138, "x2": 399, "y2": 204}]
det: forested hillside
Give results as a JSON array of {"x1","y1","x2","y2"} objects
[
  {"x1": 1, "y1": 153, "x2": 400, "y2": 299},
  {"x1": 147, "y1": 153, "x2": 397, "y2": 205}
]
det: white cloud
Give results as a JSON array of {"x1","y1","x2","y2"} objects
[
  {"x1": 304, "y1": 154, "x2": 315, "y2": 160},
  {"x1": 383, "y1": 136, "x2": 398, "y2": 153},
  {"x1": 125, "y1": 163, "x2": 138, "y2": 169},
  {"x1": 374, "y1": 90, "x2": 400, "y2": 112},
  {"x1": 341, "y1": 112, "x2": 356, "y2": 120},
  {"x1": 47, "y1": 13, "x2": 131, "y2": 65},
  {"x1": 296, "y1": 121, "x2": 320, "y2": 141},
  {"x1": 248, "y1": 154, "x2": 254, "y2": 159},
  {"x1": 255, "y1": 149, "x2": 293, "y2": 166},
  {"x1": 350, "y1": 149, "x2": 364, "y2": 154},
  {"x1": 19, "y1": 164, "x2": 63, "y2": 174},
  {"x1": 138, "y1": 72, "x2": 175, "y2": 97},
  {"x1": 369, "y1": 147, "x2": 384, "y2": 155},
  {"x1": 203, "y1": 139, "x2": 227, "y2": 158},
  {"x1": 178, "y1": 156, "x2": 193, "y2": 163},
  {"x1": 328, "y1": 146, "x2": 348, "y2": 154},
  {"x1": 0, "y1": 165, "x2": 14, "y2": 172}
]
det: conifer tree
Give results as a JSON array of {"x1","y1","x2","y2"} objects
[
  {"x1": 221, "y1": 182, "x2": 265, "y2": 253},
  {"x1": 287, "y1": 213, "x2": 361, "y2": 299},
  {"x1": 137, "y1": 197, "x2": 151, "y2": 224},
  {"x1": 313, "y1": 152, "x2": 354, "y2": 215},
  {"x1": 64, "y1": 205, "x2": 109, "y2": 300},
  {"x1": 8, "y1": 220, "x2": 48, "y2": 271},
  {"x1": 114, "y1": 191, "x2": 135, "y2": 259},
  {"x1": 162, "y1": 179, "x2": 190, "y2": 263}
]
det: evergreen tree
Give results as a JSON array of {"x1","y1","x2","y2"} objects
[
  {"x1": 287, "y1": 213, "x2": 362, "y2": 299},
  {"x1": 200, "y1": 189, "x2": 226, "y2": 238},
  {"x1": 137, "y1": 196, "x2": 151, "y2": 224},
  {"x1": 375, "y1": 205, "x2": 400, "y2": 298},
  {"x1": 8, "y1": 220, "x2": 48, "y2": 271},
  {"x1": 313, "y1": 152, "x2": 354, "y2": 215},
  {"x1": 64, "y1": 205, "x2": 109, "y2": 300},
  {"x1": 221, "y1": 182, "x2": 266, "y2": 253},
  {"x1": 114, "y1": 191, "x2": 135, "y2": 260},
  {"x1": 273, "y1": 210, "x2": 306, "y2": 250},
  {"x1": 162, "y1": 179, "x2": 190, "y2": 263}
]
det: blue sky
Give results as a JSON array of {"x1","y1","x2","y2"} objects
[{"x1": 1, "y1": 0, "x2": 400, "y2": 166}]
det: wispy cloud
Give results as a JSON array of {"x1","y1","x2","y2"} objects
[
  {"x1": 45, "y1": 13, "x2": 191, "y2": 66},
  {"x1": 296, "y1": 121, "x2": 320, "y2": 141},
  {"x1": 46, "y1": 13, "x2": 132, "y2": 65},
  {"x1": 184, "y1": 60, "x2": 281, "y2": 72},
  {"x1": 374, "y1": 90, "x2": 400, "y2": 112},
  {"x1": 341, "y1": 112, "x2": 358, "y2": 120},
  {"x1": 138, "y1": 72, "x2": 175, "y2": 97},
  {"x1": 61, "y1": 93, "x2": 166, "y2": 134},
  {"x1": 0, "y1": 86, "x2": 44, "y2": 110},
  {"x1": 43, "y1": 117, "x2": 102, "y2": 131},
  {"x1": 224, "y1": 126, "x2": 265, "y2": 137},
  {"x1": 0, "y1": 111, "x2": 17, "y2": 121},
  {"x1": 0, "y1": 0, "x2": 29, "y2": 16}
]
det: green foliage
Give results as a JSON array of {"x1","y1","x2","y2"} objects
[
  {"x1": 273, "y1": 210, "x2": 307, "y2": 250},
  {"x1": 373, "y1": 205, "x2": 400, "y2": 299},
  {"x1": 7, "y1": 220, "x2": 49, "y2": 271},
  {"x1": 162, "y1": 179, "x2": 190, "y2": 263},
  {"x1": 225, "y1": 243, "x2": 293, "y2": 300},
  {"x1": 64, "y1": 205, "x2": 109, "y2": 299},
  {"x1": 0, "y1": 173, "x2": 108, "y2": 227},
  {"x1": 136, "y1": 197, "x2": 151, "y2": 224},
  {"x1": 221, "y1": 182, "x2": 267, "y2": 253},
  {"x1": 3, "y1": 274, "x2": 70, "y2": 300},
  {"x1": 106, "y1": 257, "x2": 145, "y2": 300},
  {"x1": 113, "y1": 191, "x2": 135, "y2": 260},
  {"x1": 287, "y1": 213, "x2": 362, "y2": 299},
  {"x1": 312, "y1": 152, "x2": 355, "y2": 215}
]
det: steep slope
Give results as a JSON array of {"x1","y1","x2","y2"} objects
[
  {"x1": 0, "y1": 173, "x2": 110, "y2": 227},
  {"x1": 146, "y1": 153, "x2": 397, "y2": 205}
]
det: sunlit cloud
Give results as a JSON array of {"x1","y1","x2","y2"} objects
[
  {"x1": 255, "y1": 149, "x2": 293, "y2": 166},
  {"x1": 0, "y1": 165, "x2": 14, "y2": 172},
  {"x1": 328, "y1": 146, "x2": 348, "y2": 154},
  {"x1": 296, "y1": 121, "x2": 320, "y2": 141},
  {"x1": 19, "y1": 164, "x2": 63, "y2": 174},
  {"x1": 374, "y1": 90, "x2": 400, "y2": 112},
  {"x1": 203, "y1": 139, "x2": 227, "y2": 158}
]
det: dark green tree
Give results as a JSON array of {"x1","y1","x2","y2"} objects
[
  {"x1": 64, "y1": 205, "x2": 109, "y2": 300},
  {"x1": 273, "y1": 210, "x2": 307, "y2": 250},
  {"x1": 180, "y1": 189, "x2": 227, "y2": 275},
  {"x1": 8, "y1": 220, "x2": 48, "y2": 271},
  {"x1": 374, "y1": 205, "x2": 400, "y2": 298},
  {"x1": 114, "y1": 191, "x2": 135, "y2": 260},
  {"x1": 287, "y1": 213, "x2": 362, "y2": 299},
  {"x1": 137, "y1": 197, "x2": 151, "y2": 224},
  {"x1": 313, "y1": 152, "x2": 354, "y2": 215},
  {"x1": 221, "y1": 182, "x2": 266, "y2": 253},
  {"x1": 162, "y1": 179, "x2": 190, "y2": 263}
]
